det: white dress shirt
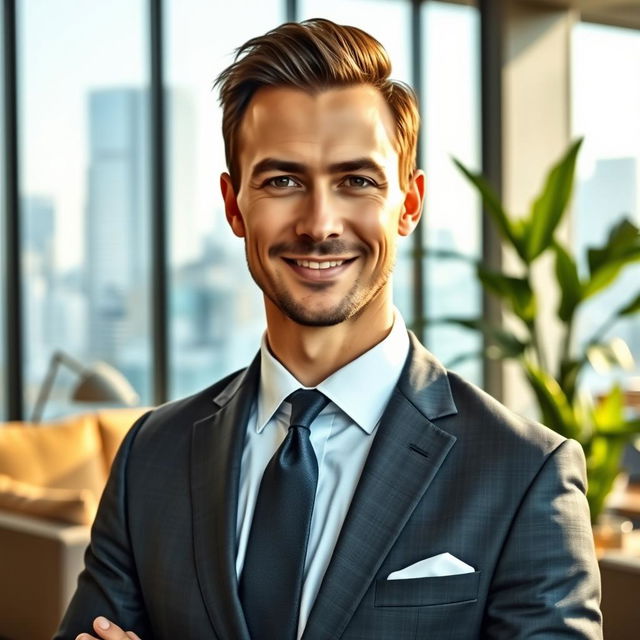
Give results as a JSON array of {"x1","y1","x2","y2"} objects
[{"x1": 235, "y1": 310, "x2": 410, "y2": 639}]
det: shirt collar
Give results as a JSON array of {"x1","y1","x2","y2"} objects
[{"x1": 257, "y1": 309, "x2": 410, "y2": 435}]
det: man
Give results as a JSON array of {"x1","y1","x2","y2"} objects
[{"x1": 57, "y1": 18, "x2": 602, "y2": 640}]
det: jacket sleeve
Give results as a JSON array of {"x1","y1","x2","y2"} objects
[
  {"x1": 54, "y1": 412, "x2": 154, "y2": 640},
  {"x1": 482, "y1": 438, "x2": 603, "y2": 639}
]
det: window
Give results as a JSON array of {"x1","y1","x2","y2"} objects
[
  {"x1": 0, "y1": 5, "x2": 6, "y2": 418},
  {"x1": 165, "y1": 0, "x2": 285, "y2": 399},
  {"x1": 18, "y1": 0, "x2": 151, "y2": 418},
  {"x1": 572, "y1": 21, "x2": 640, "y2": 394},
  {"x1": 422, "y1": 1, "x2": 482, "y2": 385}
]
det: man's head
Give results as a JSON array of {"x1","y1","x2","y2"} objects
[
  {"x1": 215, "y1": 18, "x2": 420, "y2": 193},
  {"x1": 216, "y1": 20, "x2": 424, "y2": 329}
]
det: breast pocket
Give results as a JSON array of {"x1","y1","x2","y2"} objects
[{"x1": 374, "y1": 571, "x2": 481, "y2": 607}]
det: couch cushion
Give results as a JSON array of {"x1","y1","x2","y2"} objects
[
  {"x1": 0, "y1": 414, "x2": 106, "y2": 501},
  {"x1": 0, "y1": 474, "x2": 97, "y2": 525},
  {"x1": 96, "y1": 408, "x2": 149, "y2": 471}
]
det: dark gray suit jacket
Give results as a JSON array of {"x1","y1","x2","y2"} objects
[{"x1": 56, "y1": 334, "x2": 602, "y2": 639}]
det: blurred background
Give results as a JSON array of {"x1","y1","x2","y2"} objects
[
  {"x1": 2, "y1": 2, "x2": 640, "y2": 637},
  {"x1": 0, "y1": 0, "x2": 638, "y2": 421}
]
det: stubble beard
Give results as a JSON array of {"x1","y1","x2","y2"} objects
[{"x1": 245, "y1": 248, "x2": 395, "y2": 327}]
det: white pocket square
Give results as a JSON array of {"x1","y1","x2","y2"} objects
[{"x1": 387, "y1": 552, "x2": 474, "y2": 580}]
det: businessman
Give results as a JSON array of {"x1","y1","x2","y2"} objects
[{"x1": 57, "y1": 18, "x2": 602, "y2": 640}]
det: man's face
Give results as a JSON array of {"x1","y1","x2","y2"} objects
[{"x1": 221, "y1": 85, "x2": 423, "y2": 327}]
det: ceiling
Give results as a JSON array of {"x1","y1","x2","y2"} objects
[{"x1": 519, "y1": 0, "x2": 640, "y2": 29}]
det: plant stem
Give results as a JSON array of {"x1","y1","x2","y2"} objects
[
  {"x1": 527, "y1": 268, "x2": 548, "y2": 372},
  {"x1": 588, "y1": 309, "x2": 619, "y2": 347},
  {"x1": 562, "y1": 317, "x2": 573, "y2": 370}
]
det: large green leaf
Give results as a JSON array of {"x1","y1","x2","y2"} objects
[
  {"x1": 588, "y1": 218, "x2": 639, "y2": 273},
  {"x1": 585, "y1": 387, "x2": 640, "y2": 521},
  {"x1": 585, "y1": 256, "x2": 640, "y2": 299},
  {"x1": 525, "y1": 139, "x2": 583, "y2": 262},
  {"x1": 453, "y1": 158, "x2": 528, "y2": 262},
  {"x1": 553, "y1": 241, "x2": 582, "y2": 322},
  {"x1": 592, "y1": 385, "x2": 625, "y2": 432},
  {"x1": 558, "y1": 358, "x2": 581, "y2": 405},
  {"x1": 584, "y1": 219, "x2": 640, "y2": 298},
  {"x1": 477, "y1": 266, "x2": 536, "y2": 324},
  {"x1": 618, "y1": 291, "x2": 640, "y2": 316},
  {"x1": 595, "y1": 418, "x2": 640, "y2": 437},
  {"x1": 586, "y1": 435, "x2": 627, "y2": 523},
  {"x1": 524, "y1": 362, "x2": 580, "y2": 440},
  {"x1": 590, "y1": 386, "x2": 640, "y2": 435}
]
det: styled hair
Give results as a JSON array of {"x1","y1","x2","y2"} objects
[{"x1": 214, "y1": 18, "x2": 420, "y2": 191}]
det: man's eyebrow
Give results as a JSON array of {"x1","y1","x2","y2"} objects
[
  {"x1": 250, "y1": 157, "x2": 388, "y2": 180},
  {"x1": 250, "y1": 158, "x2": 307, "y2": 179},
  {"x1": 327, "y1": 158, "x2": 387, "y2": 180}
]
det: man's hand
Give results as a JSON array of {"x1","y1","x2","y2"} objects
[{"x1": 76, "y1": 617, "x2": 141, "y2": 640}]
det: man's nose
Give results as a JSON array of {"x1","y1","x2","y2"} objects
[{"x1": 295, "y1": 189, "x2": 343, "y2": 242}]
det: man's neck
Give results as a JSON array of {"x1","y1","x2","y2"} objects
[{"x1": 264, "y1": 297, "x2": 395, "y2": 387}]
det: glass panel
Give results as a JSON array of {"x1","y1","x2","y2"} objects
[
  {"x1": 297, "y1": 0, "x2": 415, "y2": 323},
  {"x1": 422, "y1": 1, "x2": 482, "y2": 385},
  {"x1": 298, "y1": 0, "x2": 412, "y2": 83},
  {"x1": 572, "y1": 22, "x2": 640, "y2": 395},
  {"x1": 165, "y1": 0, "x2": 285, "y2": 399},
  {"x1": 18, "y1": 0, "x2": 150, "y2": 419},
  {"x1": 0, "y1": 6, "x2": 6, "y2": 418}
]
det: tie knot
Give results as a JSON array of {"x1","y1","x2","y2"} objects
[{"x1": 286, "y1": 389, "x2": 329, "y2": 430}]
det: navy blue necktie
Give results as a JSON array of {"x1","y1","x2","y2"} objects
[{"x1": 240, "y1": 389, "x2": 329, "y2": 640}]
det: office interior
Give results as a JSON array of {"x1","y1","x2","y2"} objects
[{"x1": 0, "y1": 0, "x2": 639, "y2": 638}]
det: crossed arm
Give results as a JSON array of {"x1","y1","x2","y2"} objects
[{"x1": 77, "y1": 617, "x2": 141, "y2": 640}]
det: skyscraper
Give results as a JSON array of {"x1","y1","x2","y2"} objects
[
  {"x1": 22, "y1": 195, "x2": 56, "y2": 373},
  {"x1": 86, "y1": 89, "x2": 151, "y2": 394}
]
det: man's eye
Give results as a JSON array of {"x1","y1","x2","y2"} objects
[
  {"x1": 266, "y1": 176, "x2": 299, "y2": 188},
  {"x1": 342, "y1": 175, "x2": 375, "y2": 188}
]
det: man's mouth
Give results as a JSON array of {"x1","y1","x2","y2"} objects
[
  {"x1": 293, "y1": 259, "x2": 345, "y2": 269},
  {"x1": 282, "y1": 256, "x2": 357, "y2": 279}
]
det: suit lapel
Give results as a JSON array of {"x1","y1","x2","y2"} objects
[
  {"x1": 303, "y1": 334, "x2": 458, "y2": 640},
  {"x1": 190, "y1": 354, "x2": 260, "y2": 640}
]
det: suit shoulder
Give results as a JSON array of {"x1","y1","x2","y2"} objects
[
  {"x1": 138, "y1": 366, "x2": 248, "y2": 434},
  {"x1": 442, "y1": 369, "x2": 566, "y2": 457}
]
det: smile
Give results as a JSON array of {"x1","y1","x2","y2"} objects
[
  {"x1": 294, "y1": 259, "x2": 344, "y2": 269},
  {"x1": 283, "y1": 256, "x2": 357, "y2": 281}
]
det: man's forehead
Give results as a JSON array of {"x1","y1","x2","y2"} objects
[
  {"x1": 245, "y1": 84, "x2": 390, "y2": 112},
  {"x1": 238, "y1": 85, "x2": 397, "y2": 154}
]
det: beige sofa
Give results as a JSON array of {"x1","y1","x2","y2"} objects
[{"x1": 0, "y1": 408, "x2": 148, "y2": 640}]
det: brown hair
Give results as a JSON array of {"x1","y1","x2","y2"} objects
[{"x1": 214, "y1": 18, "x2": 420, "y2": 191}]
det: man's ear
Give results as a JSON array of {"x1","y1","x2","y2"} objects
[
  {"x1": 220, "y1": 172, "x2": 246, "y2": 238},
  {"x1": 398, "y1": 170, "x2": 425, "y2": 237}
]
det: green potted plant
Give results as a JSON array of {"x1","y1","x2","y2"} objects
[{"x1": 441, "y1": 138, "x2": 640, "y2": 523}]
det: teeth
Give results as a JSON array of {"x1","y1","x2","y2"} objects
[{"x1": 295, "y1": 259, "x2": 345, "y2": 269}]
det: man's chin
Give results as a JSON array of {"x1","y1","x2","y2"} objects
[
  {"x1": 270, "y1": 296, "x2": 355, "y2": 327},
  {"x1": 283, "y1": 307, "x2": 351, "y2": 327}
]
